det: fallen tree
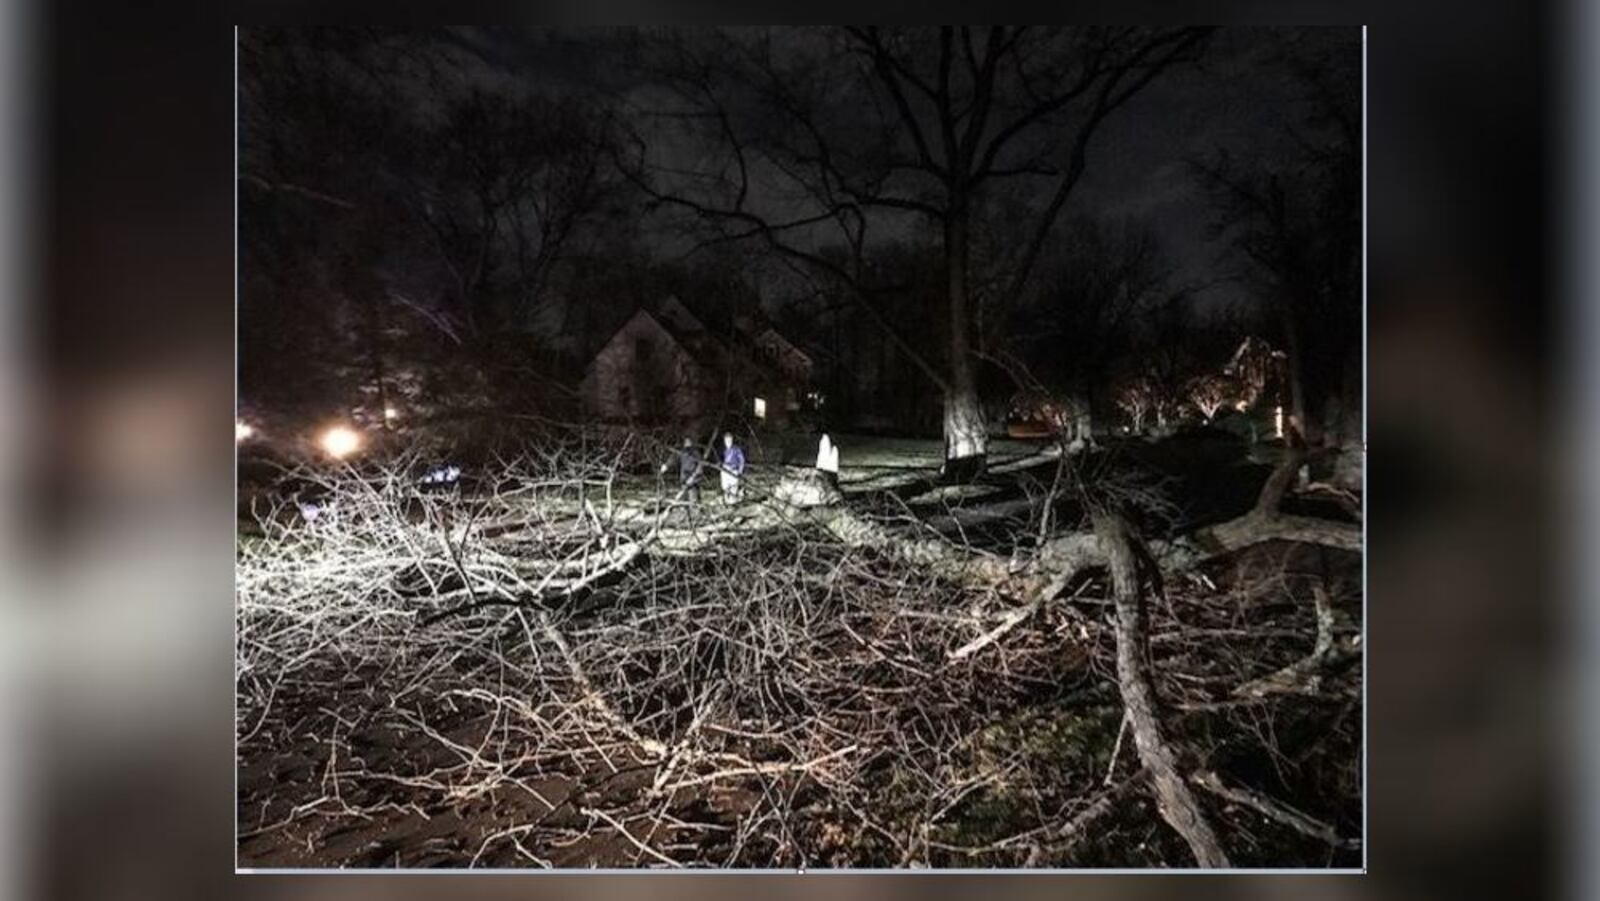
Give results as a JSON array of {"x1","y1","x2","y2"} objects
[
  {"x1": 1095, "y1": 509, "x2": 1230, "y2": 867},
  {"x1": 237, "y1": 433, "x2": 1362, "y2": 867}
]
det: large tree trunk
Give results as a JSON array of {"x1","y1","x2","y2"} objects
[
  {"x1": 1325, "y1": 347, "x2": 1364, "y2": 491},
  {"x1": 943, "y1": 382, "x2": 988, "y2": 464},
  {"x1": 1282, "y1": 307, "x2": 1319, "y2": 448},
  {"x1": 943, "y1": 201, "x2": 989, "y2": 469}
]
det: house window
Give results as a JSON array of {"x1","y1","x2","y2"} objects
[
  {"x1": 634, "y1": 338, "x2": 651, "y2": 360},
  {"x1": 753, "y1": 396, "x2": 767, "y2": 420}
]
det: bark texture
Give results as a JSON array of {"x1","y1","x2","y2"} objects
[{"x1": 1095, "y1": 510, "x2": 1232, "y2": 868}]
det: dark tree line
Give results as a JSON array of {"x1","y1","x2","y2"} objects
[
  {"x1": 1193, "y1": 31, "x2": 1362, "y2": 474},
  {"x1": 239, "y1": 27, "x2": 1359, "y2": 473},
  {"x1": 238, "y1": 28, "x2": 627, "y2": 425}
]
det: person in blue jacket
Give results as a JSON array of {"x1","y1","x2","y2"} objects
[{"x1": 719, "y1": 431, "x2": 746, "y2": 505}]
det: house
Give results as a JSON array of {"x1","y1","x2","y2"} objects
[{"x1": 579, "y1": 296, "x2": 816, "y2": 428}]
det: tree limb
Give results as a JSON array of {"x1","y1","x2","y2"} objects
[{"x1": 1094, "y1": 510, "x2": 1231, "y2": 868}]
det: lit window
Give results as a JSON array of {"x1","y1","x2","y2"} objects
[{"x1": 753, "y1": 396, "x2": 767, "y2": 420}]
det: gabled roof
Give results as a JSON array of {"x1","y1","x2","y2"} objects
[
  {"x1": 582, "y1": 297, "x2": 810, "y2": 384},
  {"x1": 754, "y1": 326, "x2": 813, "y2": 367},
  {"x1": 657, "y1": 295, "x2": 709, "y2": 336},
  {"x1": 584, "y1": 309, "x2": 677, "y2": 367}
]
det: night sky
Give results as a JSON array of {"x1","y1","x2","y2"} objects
[{"x1": 434, "y1": 26, "x2": 1361, "y2": 312}]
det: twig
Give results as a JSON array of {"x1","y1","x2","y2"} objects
[{"x1": 1192, "y1": 770, "x2": 1358, "y2": 850}]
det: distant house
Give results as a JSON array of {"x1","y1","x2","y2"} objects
[{"x1": 579, "y1": 296, "x2": 817, "y2": 428}]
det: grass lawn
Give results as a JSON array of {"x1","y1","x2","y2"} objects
[{"x1": 752, "y1": 431, "x2": 1049, "y2": 471}]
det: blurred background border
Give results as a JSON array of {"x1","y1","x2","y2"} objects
[{"x1": 1, "y1": 4, "x2": 1588, "y2": 901}]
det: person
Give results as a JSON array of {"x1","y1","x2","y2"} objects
[
  {"x1": 815, "y1": 432, "x2": 840, "y2": 487},
  {"x1": 660, "y1": 436, "x2": 704, "y2": 507},
  {"x1": 719, "y1": 431, "x2": 746, "y2": 504}
]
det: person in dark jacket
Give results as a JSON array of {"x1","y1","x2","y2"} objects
[{"x1": 660, "y1": 436, "x2": 704, "y2": 506}]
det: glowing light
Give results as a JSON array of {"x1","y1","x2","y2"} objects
[
  {"x1": 235, "y1": 420, "x2": 255, "y2": 442},
  {"x1": 1273, "y1": 405, "x2": 1284, "y2": 439},
  {"x1": 753, "y1": 396, "x2": 767, "y2": 420},
  {"x1": 384, "y1": 405, "x2": 399, "y2": 421},
  {"x1": 319, "y1": 424, "x2": 363, "y2": 460}
]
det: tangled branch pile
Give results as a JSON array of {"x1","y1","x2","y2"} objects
[{"x1": 237, "y1": 438, "x2": 1361, "y2": 868}]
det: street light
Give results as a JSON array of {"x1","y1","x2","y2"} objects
[{"x1": 319, "y1": 424, "x2": 363, "y2": 460}]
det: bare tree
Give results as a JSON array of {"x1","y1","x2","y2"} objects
[
  {"x1": 1112, "y1": 369, "x2": 1158, "y2": 434},
  {"x1": 1130, "y1": 290, "x2": 1211, "y2": 431},
  {"x1": 1004, "y1": 215, "x2": 1176, "y2": 432},
  {"x1": 1186, "y1": 373, "x2": 1236, "y2": 422},
  {"x1": 238, "y1": 29, "x2": 425, "y2": 420},
  {"x1": 1192, "y1": 30, "x2": 1360, "y2": 468},
  {"x1": 239, "y1": 29, "x2": 623, "y2": 421},
  {"x1": 408, "y1": 89, "x2": 615, "y2": 343},
  {"x1": 624, "y1": 27, "x2": 1210, "y2": 469}
]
